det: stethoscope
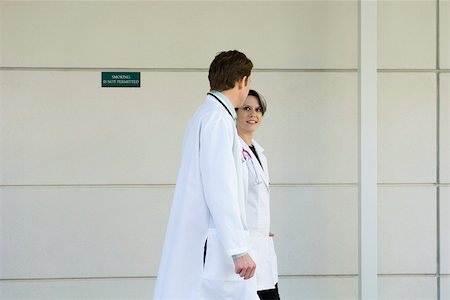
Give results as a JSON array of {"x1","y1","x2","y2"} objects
[
  {"x1": 207, "y1": 92, "x2": 233, "y2": 118},
  {"x1": 242, "y1": 148, "x2": 263, "y2": 185}
]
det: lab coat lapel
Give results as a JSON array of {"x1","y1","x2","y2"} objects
[
  {"x1": 252, "y1": 140, "x2": 270, "y2": 189},
  {"x1": 241, "y1": 139, "x2": 269, "y2": 190}
]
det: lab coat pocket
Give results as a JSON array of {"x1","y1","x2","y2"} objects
[
  {"x1": 201, "y1": 230, "x2": 259, "y2": 299},
  {"x1": 202, "y1": 230, "x2": 239, "y2": 281}
]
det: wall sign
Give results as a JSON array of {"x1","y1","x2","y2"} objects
[{"x1": 102, "y1": 72, "x2": 140, "y2": 88}]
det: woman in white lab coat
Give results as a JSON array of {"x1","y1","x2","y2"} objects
[{"x1": 236, "y1": 90, "x2": 280, "y2": 299}]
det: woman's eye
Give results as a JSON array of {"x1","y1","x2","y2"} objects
[
  {"x1": 256, "y1": 108, "x2": 262, "y2": 112},
  {"x1": 244, "y1": 107, "x2": 250, "y2": 111}
]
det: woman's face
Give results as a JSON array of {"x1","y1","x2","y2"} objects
[{"x1": 236, "y1": 95, "x2": 263, "y2": 135}]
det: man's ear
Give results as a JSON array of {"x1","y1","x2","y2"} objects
[{"x1": 238, "y1": 76, "x2": 248, "y2": 89}]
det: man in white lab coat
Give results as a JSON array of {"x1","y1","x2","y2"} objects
[{"x1": 153, "y1": 50, "x2": 259, "y2": 300}]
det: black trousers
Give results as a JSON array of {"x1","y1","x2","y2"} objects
[{"x1": 257, "y1": 283, "x2": 280, "y2": 300}]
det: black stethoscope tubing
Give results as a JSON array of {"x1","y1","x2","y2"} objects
[{"x1": 207, "y1": 92, "x2": 233, "y2": 118}]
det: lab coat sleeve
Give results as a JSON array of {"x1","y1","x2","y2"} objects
[{"x1": 200, "y1": 116, "x2": 248, "y2": 257}]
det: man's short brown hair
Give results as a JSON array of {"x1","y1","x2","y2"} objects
[{"x1": 208, "y1": 50, "x2": 253, "y2": 91}]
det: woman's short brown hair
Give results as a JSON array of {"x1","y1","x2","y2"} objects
[{"x1": 247, "y1": 89, "x2": 267, "y2": 116}]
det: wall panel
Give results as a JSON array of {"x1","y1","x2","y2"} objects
[
  {"x1": 378, "y1": 186, "x2": 436, "y2": 274},
  {"x1": 270, "y1": 186, "x2": 358, "y2": 275},
  {"x1": 0, "y1": 1, "x2": 357, "y2": 69},
  {"x1": 1, "y1": 187, "x2": 172, "y2": 278},
  {"x1": 441, "y1": 74, "x2": 450, "y2": 183},
  {"x1": 277, "y1": 276, "x2": 358, "y2": 300},
  {"x1": 378, "y1": 0, "x2": 436, "y2": 69},
  {"x1": 441, "y1": 0, "x2": 450, "y2": 69},
  {"x1": 0, "y1": 70, "x2": 207, "y2": 185},
  {"x1": 442, "y1": 276, "x2": 450, "y2": 300},
  {"x1": 378, "y1": 73, "x2": 436, "y2": 183},
  {"x1": 0, "y1": 2, "x2": 3, "y2": 66},
  {"x1": 0, "y1": 278, "x2": 155, "y2": 300},
  {"x1": 441, "y1": 187, "x2": 450, "y2": 274},
  {"x1": 378, "y1": 276, "x2": 437, "y2": 300}
]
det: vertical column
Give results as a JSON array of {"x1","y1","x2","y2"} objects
[
  {"x1": 436, "y1": 1, "x2": 441, "y2": 299},
  {"x1": 358, "y1": 0, "x2": 378, "y2": 299}
]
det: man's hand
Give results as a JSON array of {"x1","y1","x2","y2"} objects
[{"x1": 233, "y1": 253, "x2": 256, "y2": 280}]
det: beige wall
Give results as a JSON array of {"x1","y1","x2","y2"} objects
[{"x1": 0, "y1": 1, "x2": 448, "y2": 299}]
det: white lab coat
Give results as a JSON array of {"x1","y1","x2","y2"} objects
[
  {"x1": 240, "y1": 139, "x2": 279, "y2": 291},
  {"x1": 153, "y1": 94, "x2": 258, "y2": 300}
]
